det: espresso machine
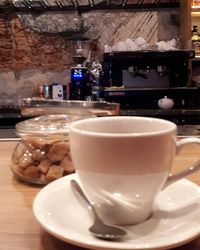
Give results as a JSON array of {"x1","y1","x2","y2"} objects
[
  {"x1": 70, "y1": 66, "x2": 90, "y2": 100},
  {"x1": 103, "y1": 50, "x2": 195, "y2": 88},
  {"x1": 102, "y1": 50, "x2": 200, "y2": 120},
  {"x1": 70, "y1": 38, "x2": 91, "y2": 100}
]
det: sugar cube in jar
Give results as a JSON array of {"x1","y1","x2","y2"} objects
[{"x1": 11, "y1": 114, "x2": 84, "y2": 185}]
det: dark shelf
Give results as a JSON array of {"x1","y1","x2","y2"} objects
[
  {"x1": 104, "y1": 87, "x2": 199, "y2": 98},
  {"x1": 0, "y1": 1, "x2": 180, "y2": 14}
]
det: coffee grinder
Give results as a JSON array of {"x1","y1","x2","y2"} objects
[{"x1": 70, "y1": 38, "x2": 91, "y2": 100}]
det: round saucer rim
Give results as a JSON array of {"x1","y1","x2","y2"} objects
[{"x1": 33, "y1": 173, "x2": 200, "y2": 250}]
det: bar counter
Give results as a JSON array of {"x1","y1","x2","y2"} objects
[{"x1": 1, "y1": 140, "x2": 200, "y2": 250}]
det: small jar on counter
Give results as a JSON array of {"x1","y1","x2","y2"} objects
[{"x1": 11, "y1": 114, "x2": 84, "y2": 185}]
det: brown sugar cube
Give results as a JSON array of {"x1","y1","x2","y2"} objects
[
  {"x1": 40, "y1": 173, "x2": 47, "y2": 183},
  {"x1": 60, "y1": 155, "x2": 75, "y2": 174},
  {"x1": 18, "y1": 151, "x2": 34, "y2": 169},
  {"x1": 45, "y1": 165, "x2": 64, "y2": 182},
  {"x1": 13, "y1": 164, "x2": 25, "y2": 175},
  {"x1": 32, "y1": 149, "x2": 46, "y2": 162},
  {"x1": 47, "y1": 142, "x2": 70, "y2": 163},
  {"x1": 23, "y1": 140, "x2": 35, "y2": 151},
  {"x1": 12, "y1": 142, "x2": 27, "y2": 164},
  {"x1": 27, "y1": 138, "x2": 51, "y2": 150},
  {"x1": 24, "y1": 166, "x2": 40, "y2": 179},
  {"x1": 37, "y1": 159, "x2": 51, "y2": 174}
]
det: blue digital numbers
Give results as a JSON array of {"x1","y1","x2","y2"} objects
[{"x1": 72, "y1": 69, "x2": 84, "y2": 80}]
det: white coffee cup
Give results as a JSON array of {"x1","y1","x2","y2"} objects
[{"x1": 69, "y1": 116, "x2": 200, "y2": 226}]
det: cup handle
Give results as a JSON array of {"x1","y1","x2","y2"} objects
[{"x1": 164, "y1": 137, "x2": 200, "y2": 188}]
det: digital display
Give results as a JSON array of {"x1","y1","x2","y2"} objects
[{"x1": 72, "y1": 69, "x2": 84, "y2": 80}]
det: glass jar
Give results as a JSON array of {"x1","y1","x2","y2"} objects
[{"x1": 11, "y1": 114, "x2": 83, "y2": 185}]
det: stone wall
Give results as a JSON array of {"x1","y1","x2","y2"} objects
[{"x1": 0, "y1": 9, "x2": 179, "y2": 108}]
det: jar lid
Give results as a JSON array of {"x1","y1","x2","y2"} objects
[{"x1": 16, "y1": 114, "x2": 83, "y2": 138}]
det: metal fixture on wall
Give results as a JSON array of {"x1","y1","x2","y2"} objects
[
  {"x1": 0, "y1": 0, "x2": 180, "y2": 39},
  {"x1": 0, "y1": 0, "x2": 179, "y2": 37},
  {"x1": 0, "y1": 1, "x2": 100, "y2": 41},
  {"x1": 0, "y1": 0, "x2": 180, "y2": 14}
]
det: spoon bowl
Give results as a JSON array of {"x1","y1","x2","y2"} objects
[{"x1": 70, "y1": 179, "x2": 127, "y2": 240}]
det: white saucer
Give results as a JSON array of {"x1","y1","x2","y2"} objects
[{"x1": 33, "y1": 173, "x2": 200, "y2": 250}]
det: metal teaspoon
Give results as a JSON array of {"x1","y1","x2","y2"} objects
[{"x1": 70, "y1": 179, "x2": 127, "y2": 240}]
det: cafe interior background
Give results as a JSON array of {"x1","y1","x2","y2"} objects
[
  {"x1": 1, "y1": 0, "x2": 200, "y2": 136},
  {"x1": 0, "y1": 0, "x2": 180, "y2": 106}
]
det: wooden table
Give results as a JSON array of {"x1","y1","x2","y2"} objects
[{"x1": 1, "y1": 140, "x2": 200, "y2": 250}]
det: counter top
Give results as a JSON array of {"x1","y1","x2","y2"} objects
[
  {"x1": 0, "y1": 126, "x2": 200, "y2": 139},
  {"x1": 1, "y1": 141, "x2": 200, "y2": 250}
]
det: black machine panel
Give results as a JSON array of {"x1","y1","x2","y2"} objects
[
  {"x1": 103, "y1": 50, "x2": 195, "y2": 88},
  {"x1": 70, "y1": 66, "x2": 91, "y2": 100}
]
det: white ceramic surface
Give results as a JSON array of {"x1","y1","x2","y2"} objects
[
  {"x1": 158, "y1": 96, "x2": 174, "y2": 109},
  {"x1": 33, "y1": 173, "x2": 200, "y2": 250},
  {"x1": 69, "y1": 116, "x2": 200, "y2": 225}
]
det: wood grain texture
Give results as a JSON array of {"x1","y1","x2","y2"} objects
[
  {"x1": 0, "y1": 140, "x2": 200, "y2": 250},
  {"x1": 180, "y1": 0, "x2": 192, "y2": 50}
]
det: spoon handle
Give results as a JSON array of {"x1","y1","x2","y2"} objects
[
  {"x1": 71, "y1": 179, "x2": 97, "y2": 217},
  {"x1": 71, "y1": 179, "x2": 127, "y2": 240}
]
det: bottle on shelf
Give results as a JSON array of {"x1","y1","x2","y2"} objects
[
  {"x1": 192, "y1": 25, "x2": 200, "y2": 56},
  {"x1": 192, "y1": 0, "x2": 200, "y2": 7}
]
